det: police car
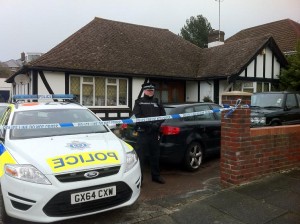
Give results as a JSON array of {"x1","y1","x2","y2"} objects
[{"x1": 0, "y1": 95, "x2": 141, "y2": 223}]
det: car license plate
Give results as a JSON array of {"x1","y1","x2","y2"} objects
[{"x1": 71, "y1": 186, "x2": 116, "y2": 204}]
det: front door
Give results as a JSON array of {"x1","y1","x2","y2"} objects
[{"x1": 153, "y1": 80, "x2": 185, "y2": 104}]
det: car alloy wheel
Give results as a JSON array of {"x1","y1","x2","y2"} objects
[{"x1": 184, "y1": 142, "x2": 203, "y2": 171}]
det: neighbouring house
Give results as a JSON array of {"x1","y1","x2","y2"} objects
[
  {"x1": 0, "y1": 60, "x2": 22, "y2": 102},
  {"x1": 1, "y1": 52, "x2": 43, "y2": 101},
  {"x1": 226, "y1": 18, "x2": 300, "y2": 55},
  {"x1": 6, "y1": 17, "x2": 295, "y2": 120}
]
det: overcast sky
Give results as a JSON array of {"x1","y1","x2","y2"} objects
[{"x1": 1, "y1": 0, "x2": 299, "y2": 62}]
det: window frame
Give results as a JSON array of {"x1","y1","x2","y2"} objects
[{"x1": 69, "y1": 75, "x2": 128, "y2": 108}]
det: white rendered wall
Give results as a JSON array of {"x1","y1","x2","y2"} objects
[
  {"x1": 199, "y1": 81, "x2": 213, "y2": 102},
  {"x1": 132, "y1": 78, "x2": 145, "y2": 106},
  {"x1": 38, "y1": 72, "x2": 65, "y2": 94},
  {"x1": 186, "y1": 81, "x2": 198, "y2": 102},
  {"x1": 0, "y1": 78, "x2": 11, "y2": 91},
  {"x1": 239, "y1": 47, "x2": 280, "y2": 79}
]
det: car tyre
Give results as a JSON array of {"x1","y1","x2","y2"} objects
[
  {"x1": 183, "y1": 142, "x2": 203, "y2": 171},
  {"x1": 270, "y1": 120, "x2": 281, "y2": 126}
]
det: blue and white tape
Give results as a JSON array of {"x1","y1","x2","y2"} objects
[{"x1": 0, "y1": 100, "x2": 246, "y2": 130}]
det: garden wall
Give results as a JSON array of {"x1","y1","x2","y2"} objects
[{"x1": 220, "y1": 91, "x2": 300, "y2": 187}]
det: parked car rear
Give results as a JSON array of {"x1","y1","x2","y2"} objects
[{"x1": 119, "y1": 102, "x2": 222, "y2": 171}]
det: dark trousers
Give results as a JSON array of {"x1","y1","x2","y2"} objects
[{"x1": 135, "y1": 132, "x2": 160, "y2": 179}]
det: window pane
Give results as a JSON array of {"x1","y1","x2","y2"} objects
[
  {"x1": 83, "y1": 77, "x2": 93, "y2": 82},
  {"x1": 286, "y1": 94, "x2": 297, "y2": 108},
  {"x1": 95, "y1": 77, "x2": 105, "y2": 106},
  {"x1": 107, "y1": 78, "x2": 116, "y2": 84},
  {"x1": 194, "y1": 105, "x2": 214, "y2": 120},
  {"x1": 264, "y1": 83, "x2": 269, "y2": 92},
  {"x1": 70, "y1": 76, "x2": 80, "y2": 95},
  {"x1": 233, "y1": 81, "x2": 242, "y2": 91},
  {"x1": 107, "y1": 85, "x2": 117, "y2": 106},
  {"x1": 257, "y1": 82, "x2": 262, "y2": 92},
  {"x1": 119, "y1": 79, "x2": 127, "y2": 105},
  {"x1": 243, "y1": 82, "x2": 253, "y2": 87},
  {"x1": 82, "y1": 84, "x2": 93, "y2": 106},
  {"x1": 183, "y1": 107, "x2": 194, "y2": 121},
  {"x1": 243, "y1": 89, "x2": 254, "y2": 93}
]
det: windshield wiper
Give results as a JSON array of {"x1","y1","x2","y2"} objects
[{"x1": 263, "y1": 106, "x2": 282, "y2": 109}]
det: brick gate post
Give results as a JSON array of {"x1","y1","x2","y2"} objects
[{"x1": 220, "y1": 91, "x2": 252, "y2": 187}]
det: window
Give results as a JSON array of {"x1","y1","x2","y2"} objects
[
  {"x1": 70, "y1": 76, "x2": 128, "y2": 107},
  {"x1": 183, "y1": 107, "x2": 195, "y2": 121},
  {"x1": 11, "y1": 109, "x2": 108, "y2": 139},
  {"x1": 194, "y1": 105, "x2": 214, "y2": 121},
  {"x1": 242, "y1": 82, "x2": 254, "y2": 93},
  {"x1": 256, "y1": 82, "x2": 270, "y2": 92},
  {"x1": 234, "y1": 81, "x2": 271, "y2": 93},
  {"x1": 286, "y1": 94, "x2": 297, "y2": 109}
]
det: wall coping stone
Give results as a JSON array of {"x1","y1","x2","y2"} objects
[{"x1": 222, "y1": 91, "x2": 252, "y2": 96}]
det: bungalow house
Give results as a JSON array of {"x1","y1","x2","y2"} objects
[{"x1": 6, "y1": 17, "x2": 291, "y2": 120}]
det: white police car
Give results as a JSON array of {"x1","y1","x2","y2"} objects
[{"x1": 0, "y1": 95, "x2": 141, "y2": 223}]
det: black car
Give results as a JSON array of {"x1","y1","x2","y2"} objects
[
  {"x1": 251, "y1": 91, "x2": 300, "y2": 127},
  {"x1": 119, "y1": 102, "x2": 222, "y2": 171}
]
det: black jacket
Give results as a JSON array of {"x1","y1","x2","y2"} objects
[{"x1": 132, "y1": 95, "x2": 166, "y2": 133}]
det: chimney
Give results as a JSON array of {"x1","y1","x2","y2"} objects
[
  {"x1": 21, "y1": 52, "x2": 25, "y2": 61},
  {"x1": 208, "y1": 30, "x2": 225, "y2": 48}
]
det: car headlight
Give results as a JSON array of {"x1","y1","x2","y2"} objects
[
  {"x1": 5, "y1": 164, "x2": 51, "y2": 185},
  {"x1": 251, "y1": 117, "x2": 266, "y2": 125},
  {"x1": 124, "y1": 150, "x2": 138, "y2": 173}
]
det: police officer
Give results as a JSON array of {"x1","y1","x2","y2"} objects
[{"x1": 132, "y1": 82, "x2": 166, "y2": 184}]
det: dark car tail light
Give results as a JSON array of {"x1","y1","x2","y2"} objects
[
  {"x1": 120, "y1": 124, "x2": 128, "y2": 130},
  {"x1": 160, "y1": 126, "x2": 180, "y2": 135}
]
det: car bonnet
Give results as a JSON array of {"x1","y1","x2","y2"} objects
[{"x1": 5, "y1": 132, "x2": 127, "y2": 175}]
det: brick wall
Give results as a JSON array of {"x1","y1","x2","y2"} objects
[{"x1": 220, "y1": 91, "x2": 300, "y2": 187}]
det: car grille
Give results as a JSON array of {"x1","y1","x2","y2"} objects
[
  {"x1": 55, "y1": 166, "x2": 120, "y2": 182},
  {"x1": 43, "y1": 182, "x2": 132, "y2": 217}
]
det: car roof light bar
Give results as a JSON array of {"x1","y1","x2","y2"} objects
[{"x1": 13, "y1": 94, "x2": 74, "y2": 101}]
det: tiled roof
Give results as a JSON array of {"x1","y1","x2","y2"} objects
[
  {"x1": 3, "y1": 59, "x2": 23, "y2": 68},
  {"x1": 29, "y1": 17, "x2": 201, "y2": 79},
  {"x1": 226, "y1": 19, "x2": 300, "y2": 54},
  {"x1": 6, "y1": 18, "x2": 289, "y2": 83},
  {"x1": 197, "y1": 35, "x2": 287, "y2": 80}
]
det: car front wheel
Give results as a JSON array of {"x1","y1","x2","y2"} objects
[{"x1": 183, "y1": 142, "x2": 203, "y2": 171}]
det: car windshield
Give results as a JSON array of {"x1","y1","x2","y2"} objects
[
  {"x1": 251, "y1": 93, "x2": 284, "y2": 108},
  {"x1": 10, "y1": 109, "x2": 108, "y2": 139}
]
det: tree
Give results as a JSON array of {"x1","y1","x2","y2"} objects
[
  {"x1": 279, "y1": 41, "x2": 300, "y2": 91},
  {"x1": 180, "y1": 15, "x2": 212, "y2": 48},
  {"x1": 0, "y1": 63, "x2": 11, "y2": 77}
]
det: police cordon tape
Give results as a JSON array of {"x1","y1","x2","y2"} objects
[{"x1": 0, "y1": 99, "x2": 248, "y2": 130}]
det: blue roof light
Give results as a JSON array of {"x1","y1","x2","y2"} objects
[{"x1": 13, "y1": 94, "x2": 74, "y2": 101}]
